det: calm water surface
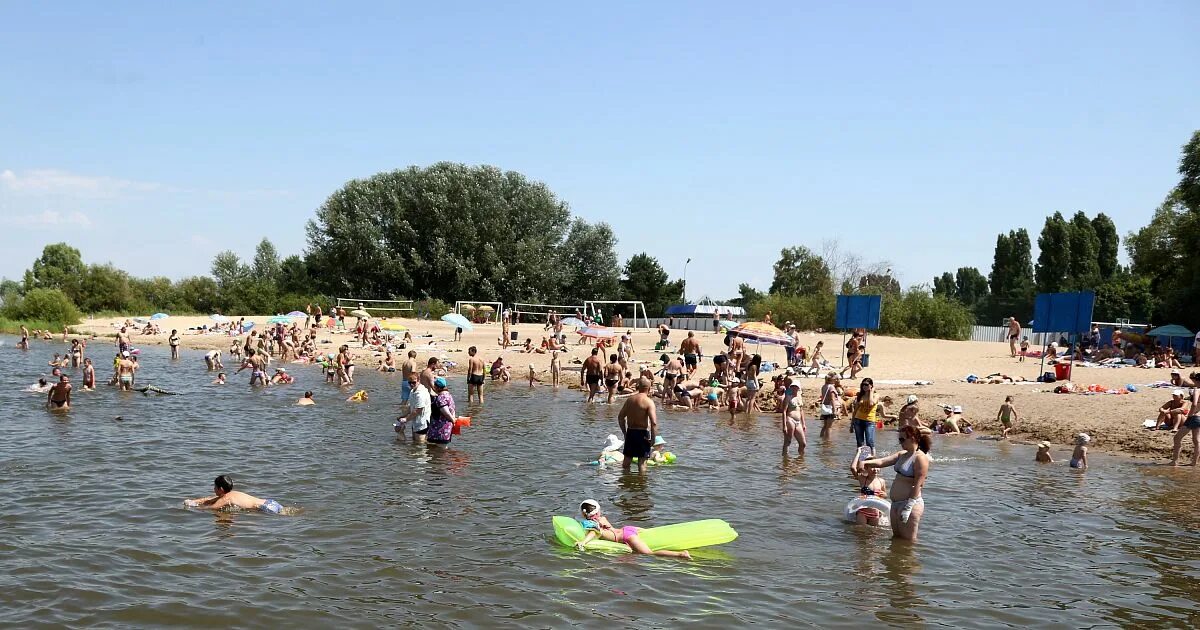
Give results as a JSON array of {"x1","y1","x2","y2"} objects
[{"x1": 1, "y1": 337, "x2": 1198, "y2": 628}]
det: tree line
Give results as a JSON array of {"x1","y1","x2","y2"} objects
[
  {"x1": 1, "y1": 163, "x2": 686, "y2": 327},
  {"x1": 930, "y1": 130, "x2": 1199, "y2": 329}
]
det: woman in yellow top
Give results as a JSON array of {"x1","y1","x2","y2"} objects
[{"x1": 851, "y1": 377, "x2": 880, "y2": 454}]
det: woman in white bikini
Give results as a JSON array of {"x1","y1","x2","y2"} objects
[{"x1": 861, "y1": 425, "x2": 931, "y2": 541}]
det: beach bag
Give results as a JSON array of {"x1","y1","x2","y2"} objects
[{"x1": 1040, "y1": 371, "x2": 1056, "y2": 383}]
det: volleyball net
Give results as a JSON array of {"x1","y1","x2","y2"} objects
[
  {"x1": 335, "y1": 297, "x2": 415, "y2": 317},
  {"x1": 510, "y1": 302, "x2": 584, "y2": 324}
]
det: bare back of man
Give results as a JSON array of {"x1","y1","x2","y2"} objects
[{"x1": 618, "y1": 378, "x2": 658, "y2": 473}]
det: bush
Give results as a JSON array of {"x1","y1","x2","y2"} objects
[
  {"x1": 747, "y1": 293, "x2": 836, "y2": 331},
  {"x1": 745, "y1": 288, "x2": 972, "y2": 340},
  {"x1": 2, "y1": 288, "x2": 82, "y2": 326},
  {"x1": 416, "y1": 298, "x2": 451, "y2": 320}
]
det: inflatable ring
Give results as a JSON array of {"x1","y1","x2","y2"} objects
[{"x1": 845, "y1": 496, "x2": 892, "y2": 527}]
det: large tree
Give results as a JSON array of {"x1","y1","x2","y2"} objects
[
  {"x1": 1091, "y1": 213, "x2": 1120, "y2": 281},
  {"x1": 987, "y1": 229, "x2": 1034, "y2": 322},
  {"x1": 770, "y1": 246, "x2": 833, "y2": 296},
  {"x1": 1035, "y1": 212, "x2": 1071, "y2": 293},
  {"x1": 932, "y1": 272, "x2": 956, "y2": 299},
  {"x1": 558, "y1": 219, "x2": 621, "y2": 303},
  {"x1": 1066, "y1": 211, "x2": 1101, "y2": 289},
  {"x1": 304, "y1": 163, "x2": 583, "y2": 303},
  {"x1": 620, "y1": 253, "x2": 682, "y2": 316},
  {"x1": 27, "y1": 243, "x2": 86, "y2": 302}
]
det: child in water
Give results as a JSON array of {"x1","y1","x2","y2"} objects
[
  {"x1": 996, "y1": 396, "x2": 1018, "y2": 439},
  {"x1": 1035, "y1": 441, "x2": 1053, "y2": 463},
  {"x1": 850, "y1": 446, "x2": 888, "y2": 526},
  {"x1": 1071, "y1": 433, "x2": 1090, "y2": 470},
  {"x1": 574, "y1": 500, "x2": 690, "y2": 559}
]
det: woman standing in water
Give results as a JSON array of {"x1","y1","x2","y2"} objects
[
  {"x1": 851, "y1": 378, "x2": 880, "y2": 453},
  {"x1": 781, "y1": 382, "x2": 807, "y2": 455},
  {"x1": 427, "y1": 377, "x2": 457, "y2": 446},
  {"x1": 861, "y1": 425, "x2": 931, "y2": 541}
]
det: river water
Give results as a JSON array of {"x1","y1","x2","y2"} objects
[{"x1": 2, "y1": 337, "x2": 1198, "y2": 628}]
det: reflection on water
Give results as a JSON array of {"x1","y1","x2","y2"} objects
[{"x1": 0, "y1": 336, "x2": 1198, "y2": 627}]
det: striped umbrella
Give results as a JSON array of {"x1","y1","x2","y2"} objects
[
  {"x1": 560, "y1": 317, "x2": 585, "y2": 327},
  {"x1": 729, "y1": 321, "x2": 793, "y2": 346}
]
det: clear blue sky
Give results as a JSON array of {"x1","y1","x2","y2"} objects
[{"x1": 2, "y1": 1, "x2": 1196, "y2": 300}]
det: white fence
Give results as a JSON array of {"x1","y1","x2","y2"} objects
[
  {"x1": 645, "y1": 317, "x2": 742, "y2": 332},
  {"x1": 971, "y1": 325, "x2": 1054, "y2": 345}
]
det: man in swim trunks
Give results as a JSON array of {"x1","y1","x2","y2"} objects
[
  {"x1": 618, "y1": 378, "x2": 658, "y2": 474},
  {"x1": 117, "y1": 326, "x2": 130, "y2": 354},
  {"x1": 185, "y1": 475, "x2": 283, "y2": 514},
  {"x1": 47, "y1": 374, "x2": 72, "y2": 410},
  {"x1": 679, "y1": 332, "x2": 702, "y2": 378},
  {"x1": 236, "y1": 349, "x2": 268, "y2": 387},
  {"x1": 420, "y1": 356, "x2": 440, "y2": 390},
  {"x1": 582, "y1": 348, "x2": 603, "y2": 403},
  {"x1": 467, "y1": 346, "x2": 485, "y2": 404}
]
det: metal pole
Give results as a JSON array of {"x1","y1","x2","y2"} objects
[{"x1": 683, "y1": 258, "x2": 692, "y2": 303}]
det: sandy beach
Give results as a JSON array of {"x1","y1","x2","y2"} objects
[{"x1": 64, "y1": 314, "x2": 1192, "y2": 460}]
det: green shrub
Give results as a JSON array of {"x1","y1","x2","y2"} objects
[{"x1": 1, "y1": 288, "x2": 82, "y2": 326}]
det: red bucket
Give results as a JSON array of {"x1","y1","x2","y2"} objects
[{"x1": 1054, "y1": 363, "x2": 1071, "y2": 381}]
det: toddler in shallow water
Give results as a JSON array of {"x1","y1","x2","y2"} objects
[
  {"x1": 1035, "y1": 441, "x2": 1053, "y2": 463},
  {"x1": 1070, "y1": 433, "x2": 1090, "y2": 470}
]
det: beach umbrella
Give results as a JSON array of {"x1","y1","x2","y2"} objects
[
  {"x1": 579, "y1": 326, "x2": 616, "y2": 339},
  {"x1": 150, "y1": 312, "x2": 169, "y2": 320},
  {"x1": 560, "y1": 316, "x2": 585, "y2": 327},
  {"x1": 442, "y1": 313, "x2": 474, "y2": 331},
  {"x1": 210, "y1": 314, "x2": 229, "y2": 323},
  {"x1": 719, "y1": 320, "x2": 739, "y2": 330},
  {"x1": 729, "y1": 321, "x2": 793, "y2": 346},
  {"x1": 350, "y1": 309, "x2": 371, "y2": 318},
  {"x1": 1146, "y1": 324, "x2": 1193, "y2": 338},
  {"x1": 133, "y1": 317, "x2": 148, "y2": 324},
  {"x1": 242, "y1": 322, "x2": 255, "y2": 332},
  {"x1": 458, "y1": 304, "x2": 477, "y2": 311},
  {"x1": 286, "y1": 310, "x2": 306, "y2": 318},
  {"x1": 267, "y1": 316, "x2": 292, "y2": 325},
  {"x1": 381, "y1": 321, "x2": 408, "y2": 331},
  {"x1": 477, "y1": 305, "x2": 495, "y2": 312}
]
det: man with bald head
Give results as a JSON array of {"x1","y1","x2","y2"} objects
[{"x1": 618, "y1": 377, "x2": 658, "y2": 474}]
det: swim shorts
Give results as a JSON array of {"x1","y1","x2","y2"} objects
[
  {"x1": 468, "y1": 374, "x2": 485, "y2": 386},
  {"x1": 685, "y1": 353, "x2": 698, "y2": 366},
  {"x1": 119, "y1": 375, "x2": 132, "y2": 384},
  {"x1": 586, "y1": 373, "x2": 602, "y2": 386},
  {"x1": 259, "y1": 499, "x2": 283, "y2": 515},
  {"x1": 1185, "y1": 415, "x2": 1200, "y2": 430},
  {"x1": 623, "y1": 429, "x2": 653, "y2": 459},
  {"x1": 401, "y1": 379, "x2": 412, "y2": 403}
]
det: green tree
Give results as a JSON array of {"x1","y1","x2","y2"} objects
[
  {"x1": 1066, "y1": 211, "x2": 1101, "y2": 289},
  {"x1": 732, "y1": 283, "x2": 764, "y2": 308},
  {"x1": 78, "y1": 264, "x2": 134, "y2": 312},
  {"x1": 932, "y1": 272, "x2": 956, "y2": 299},
  {"x1": 558, "y1": 219, "x2": 621, "y2": 303},
  {"x1": 252, "y1": 238, "x2": 282, "y2": 282},
  {"x1": 3, "y1": 288, "x2": 82, "y2": 325},
  {"x1": 769, "y1": 246, "x2": 833, "y2": 296},
  {"x1": 27, "y1": 243, "x2": 86, "y2": 302},
  {"x1": 987, "y1": 229, "x2": 1034, "y2": 322},
  {"x1": 620, "y1": 253, "x2": 682, "y2": 316},
  {"x1": 1035, "y1": 212, "x2": 1071, "y2": 293},
  {"x1": 1091, "y1": 213, "x2": 1119, "y2": 281},
  {"x1": 858, "y1": 272, "x2": 900, "y2": 295},
  {"x1": 1178, "y1": 130, "x2": 1200, "y2": 211},
  {"x1": 305, "y1": 163, "x2": 573, "y2": 303},
  {"x1": 278, "y1": 255, "x2": 311, "y2": 295},
  {"x1": 174, "y1": 276, "x2": 221, "y2": 314},
  {"x1": 955, "y1": 267, "x2": 989, "y2": 310},
  {"x1": 1093, "y1": 272, "x2": 1155, "y2": 323}
]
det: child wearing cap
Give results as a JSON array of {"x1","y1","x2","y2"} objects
[
  {"x1": 1070, "y1": 434, "x2": 1090, "y2": 469},
  {"x1": 1035, "y1": 441, "x2": 1053, "y2": 463}
]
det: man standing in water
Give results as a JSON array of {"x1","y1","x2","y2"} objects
[
  {"x1": 581, "y1": 348, "x2": 604, "y2": 403},
  {"x1": 467, "y1": 346, "x2": 485, "y2": 404},
  {"x1": 420, "y1": 356, "x2": 440, "y2": 390},
  {"x1": 1008, "y1": 316, "x2": 1022, "y2": 358},
  {"x1": 116, "y1": 351, "x2": 136, "y2": 391},
  {"x1": 47, "y1": 374, "x2": 72, "y2": 410},
  {"x1": 18, "y1": 324, "x2": 30, "y2": 349},
  {"x1": 618, "y1": 378, "x2": 658, "y2": 474},
  {"x1": 236, "y1": 349, "x2": 268, "y2": 386},
  {"x1": 400, "y1": 350, "x2": 419, "y2": 408}
]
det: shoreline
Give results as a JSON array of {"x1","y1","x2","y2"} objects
[{"x1": 16, "y1": 313, "x2": 1196, "y2": 463}]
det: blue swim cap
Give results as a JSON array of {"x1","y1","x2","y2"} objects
[{"x1": 434, "y1": 377, "x2": 448, "y2": 389}]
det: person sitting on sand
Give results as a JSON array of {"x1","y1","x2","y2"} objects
[
  {"x1": 1035, "y1": 441, "x2": 1054, "y2": 463},
  {"x1": 1156, "y1": 390, "x2": 1191, "y2": 431},
  {"x1": 1070, "y1": 434, "x2": 1090, "y2": 470},
  {"x1": 185, "y1": 475, "x2": 284, "y2": 514},
  {"x1": 573, "y1": 499, "x2": 690, "y2": 559},
  {"x1": 297, "y1": 391, "x2": 315, "y2": 405}
]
